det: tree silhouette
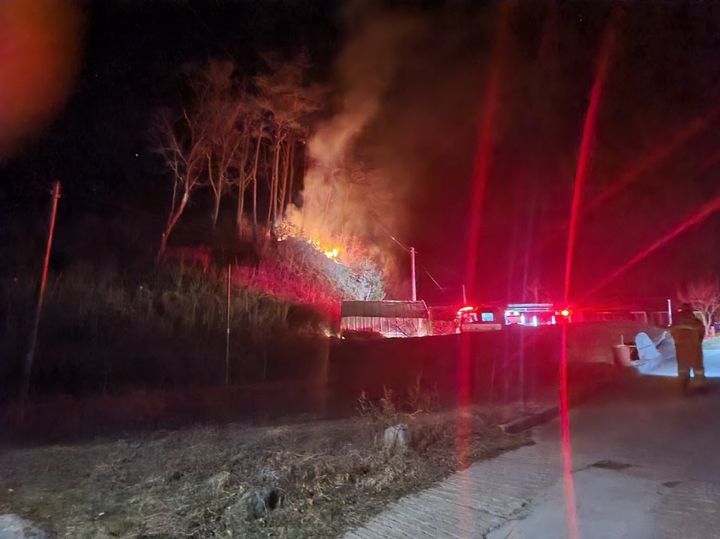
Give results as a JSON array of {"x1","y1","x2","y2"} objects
[{"x1": 678, "y1": 277, "x2": 720, "y2": 336}]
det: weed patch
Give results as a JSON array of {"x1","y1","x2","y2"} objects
[{"x1": 0, "y1": 405, "x2": 530, "y2": 538}]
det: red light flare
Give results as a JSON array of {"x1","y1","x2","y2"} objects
[
  {"x1": 457, "y1": 5, "x2": 512, "y2": 532},
  {"x1": 527, "y1": 106, "x2": 720, "y2": 261},
  {"x1": 559, "y1": 325, "x2": 578, "y2": 539},
  {"x1": 463, "y1": 60, "x2": 502, "y2": 303},
  {"x1": 585, "y1": 107, "x2": 720, "y2": 215},
  {"x1": 559, "y1": 15, "x2": 616, "y2": 539},
  {"x1": 564, "y1": 28, "x2": 615, "y2": 303},
  {"x1": 699, "y1": 147, "x2": 720, "y2": 171},
  {"x1": 460, "y1": 0, "x2": 509, "y2": 404},
  {"x1": 583, "y1": 191, "x2": 720, "y2": 300}
]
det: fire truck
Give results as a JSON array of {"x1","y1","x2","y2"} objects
[
  {"x1": 503, "y1": 303, "x2": 572, "y2": 326},
  {"x1": 454, "y1": 305, "x2": 503, "y2": 332},
  {"x1": 455, "y1": 303, "x2": 572, "y2": 332}
]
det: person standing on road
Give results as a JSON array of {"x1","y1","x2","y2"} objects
[{"x1": 670, "y1": 303, "x2": 706, "y2": 391}]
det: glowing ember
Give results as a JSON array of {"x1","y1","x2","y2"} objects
[
  {"x1": 309, "y1": 239, "x2": 341, "y2": 261},
  {"x1": 275, "y1": 221, "x2": 385, "y2": 300},
  {"x1": 276, "y1": 223, "x2": 342, "y2": 261}
]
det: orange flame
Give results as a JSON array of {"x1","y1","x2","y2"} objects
[
  {"x1": 309, "y1": 238, "x2": 341, "y2": 261},
  {"x1": 277, "y1": 224, "x2": 344, "y2": 262}
]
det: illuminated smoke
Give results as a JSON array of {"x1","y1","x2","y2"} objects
[
  {"x1": 0, "y1": 0, "x2": 83, "y2": 161},
  {"x1": 286, "y1": 3, "x2": 424, "y2": 278}
]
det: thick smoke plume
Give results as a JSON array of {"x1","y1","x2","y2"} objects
[
  {"x1": 0, "y1": 0, "x2": 83, "y2": 161},
  {"x1": 286, "y1": 4, "x2": 425, "y2": 284},
  {"x1": 289, "y1": 1, "x2": 718, "y2": 301},
  {"x1": 285, "y1": 2, "x2": 498, "y2": 298}
]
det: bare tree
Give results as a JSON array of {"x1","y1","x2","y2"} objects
[
  {"x1": 233, "y1": 113, "x2": 252, "y2": 237},
  {"x1": 233, "y1": 103, "x2": 271, "y2": 240},
  {"x1": 678, "y1": 277, "x2": 720, "y2": 336},
  {"x1": 255, "y1": 52, "x2": 325, "y2": 232},
  {"x1": 153, "y1": 54, "x2": 324, "y2": 251},
  {"x1": 154, "y1": 108, "x2": 209, "y2": 259},
  {"x1": 193, "y1": 61, "x2": 245, "y2": 228},
  {"x1": 248, "y1": 116, "x2": 270, "y2": 239}
]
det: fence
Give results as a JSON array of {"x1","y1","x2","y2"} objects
[{"x1": 0, "y1": 321, "x2": 656, "y2": 440}]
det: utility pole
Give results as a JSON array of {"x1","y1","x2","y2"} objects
[
  {"x1": 410, "y1": 247, "x2": 417, "y2": 301},
  {"x1": 667, "y1": 298, "x2": 673, "y2": 327},
  {"x1": 21, "y1": 181, "x2": 61, "y2": 413},
  {"x1": 462, "y1": 284, "x2": 467, "y2": 304},
  {"x1": 225, "y1": 263, "x2": 232, "y2": 385}
]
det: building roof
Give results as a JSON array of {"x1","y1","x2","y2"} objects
[{"x1": 341, "y1": 300, "x2": 429, "y2": 318}]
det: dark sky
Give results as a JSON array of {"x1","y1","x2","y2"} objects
[{"x1": 2, "y1": 0, "x2": 720, "y2": 307}]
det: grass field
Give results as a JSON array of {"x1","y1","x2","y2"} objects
[{"x1": 0, "y1": 403, "x2": 532, "y2": 538}]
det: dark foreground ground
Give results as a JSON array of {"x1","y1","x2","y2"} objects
[
  {"x1": 0, "y1": 402, "x2": 533, "y2": 538},
  {"x1": 349, "y1": 376, "x2": 720, "y2": 539},
  {"x1": 0, "y1": 328, "x2": 629, "y2": 538}
]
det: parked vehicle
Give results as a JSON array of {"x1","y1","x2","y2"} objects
[
  {"x1": 504, "y1": 303, "x2": 572, "y2": 326},
  {"x1": 455, "y1": 305, "x2": 503, "y2": 332}
]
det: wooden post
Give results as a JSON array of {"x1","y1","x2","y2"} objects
[
  {"x1": 21, "y1": 181, "x2": 61, "y2": 413},
  {"x1": 410, "y1": 247, "x2": 417, "y2": 301},
  {"x1": 225, "y1": 263, "x2": 232, "y2": 385}
]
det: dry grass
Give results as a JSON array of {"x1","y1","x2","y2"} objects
[
  {"x1": 0, "y1": 261, "x2": 338, "y2": 400},
  {"x1": 0, "y1": 406, "x2": 531, "y2": 538}
]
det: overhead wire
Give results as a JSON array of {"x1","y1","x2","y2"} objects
[{"x1": 369, "y1": 210, "x2": 466, "y2": 297}]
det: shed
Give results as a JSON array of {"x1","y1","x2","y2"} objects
[{"x1": 340, "y1": 300, "x2": 430, "y2": 338}]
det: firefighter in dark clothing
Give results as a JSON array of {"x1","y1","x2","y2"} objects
[{"x1": 670, "y1": 304, "x2": 705, "y2": 390}]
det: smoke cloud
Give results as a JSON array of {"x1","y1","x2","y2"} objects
[
  {"x1": 289, "y1": 1, "x2": 714, "y2": 301},
  {"x1": 287, "y1": 1, "x2": 503, "y2": 296},
  {"x1": 0, "y1": 0, "x2": 83, "y2": 161},
  {"x1": 286, "y1": 3, "x2": 427, "y2": 283}
]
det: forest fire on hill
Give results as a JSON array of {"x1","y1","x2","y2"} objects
[
  {"x1": 276, "y1": 221, "x2": 345, "y2": 263},
  {"x1": 309, "y1": 238, "x2": 341, "y2": 262},
  {"x1": 275, "y1": 222, "x2": 385, "y2": 301}
]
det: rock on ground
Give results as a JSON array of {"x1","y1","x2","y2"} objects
[
  {"x1": 0, "y1": 515, "x2": 50, "y2": 539},
  {"x1": 224, "y1": 487, "x2": 283, "y2": 529},
  {"x1": 383, "y1": 424, "x2": 410, "y2": 454}
]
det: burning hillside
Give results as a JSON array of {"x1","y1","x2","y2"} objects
[
  {"x1": 281, "y1": 5, "x2": 425, "y2": 290},
  {"x1": 275, "y1": 225, "x2": 385, "y2": 302}
]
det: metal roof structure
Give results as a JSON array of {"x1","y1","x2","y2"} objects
[{"x1": 340, "y1": 300, "x2": 429, "y2": 319}]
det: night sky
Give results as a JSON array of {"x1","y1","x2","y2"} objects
[{"x1": 2, "y1": 0, "x2": 720, "y2": 307}]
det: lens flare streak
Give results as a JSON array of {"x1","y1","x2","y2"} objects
[
  {"x1": 560, "y1": 325, "x2": 579, "y2": 539},
  {"x1": 464, "y1": 68, "x2": 501, "y2": 301},
  {"x1": 584, "y1": 192, "x2": 720, "y2": 298},
  {"x1": 458, "y1": 5, "x2": 512, "y2": 533},
  {"x1": 526, "y1": 108, "x2": 720, "y2": 263},
  {"x1": 560, "y1": 18, "x2": 615, "y2": 539},
  {"x1": 585, "y1": 106, "x2": 720, "y2": 215},
  {"x1": 563, "y1": 32, "x2": 614, "y2": 302}
]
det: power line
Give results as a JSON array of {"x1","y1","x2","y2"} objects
[
  {"x1": 424, "y1": 268, "x2": 444, "y2": 291},
  {"x1": 369, "y1": 211, "x2": 411, "y2": 253},
  {"x1": 369, "y1": 210, "x2": 461, "y2": 279}
]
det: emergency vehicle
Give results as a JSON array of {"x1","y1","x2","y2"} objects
[
  {"x1": 504, "y1": 303, "x2": 572, "y2": 326},
  {"x1": 455, "y1": 303, "x2": 572, "y2": 332},
  {"x1": 454, "y1": 305, "x2": 503, "y2": 332}
]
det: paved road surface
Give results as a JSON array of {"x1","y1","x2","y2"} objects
[
  {"x1": 346, "y1": 375, "x2": 720, "y2": 538},
  {"x1": 640, "y1": 339, "x2": 720, "y2": 378}
]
